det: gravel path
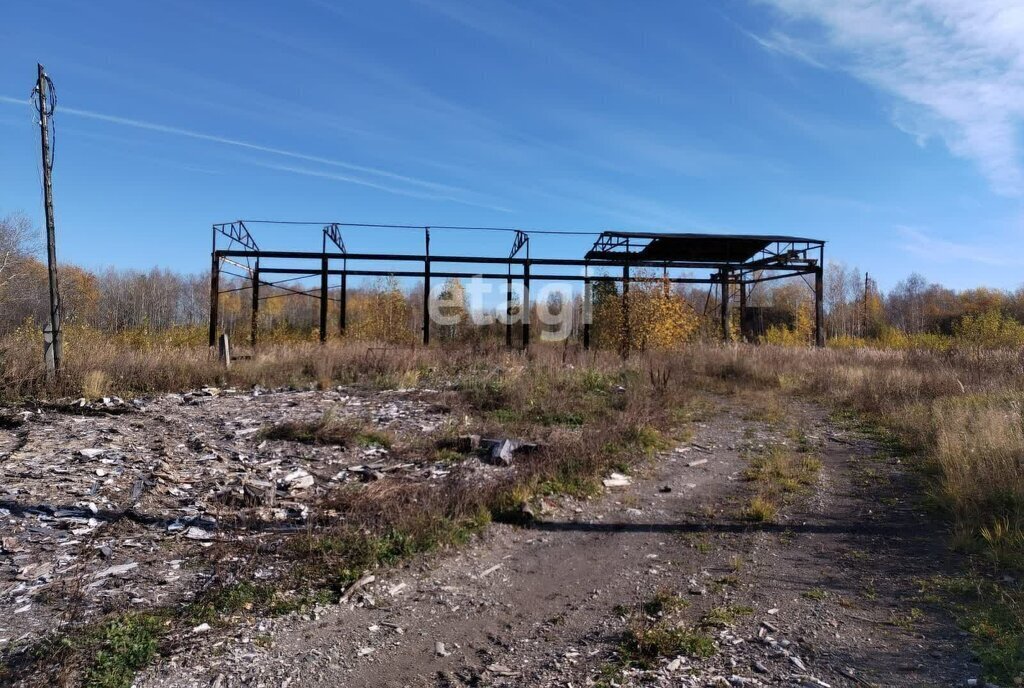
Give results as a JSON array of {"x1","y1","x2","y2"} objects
[{"x1": 138, "y1": 395, "x2": 980, "y2": 687}]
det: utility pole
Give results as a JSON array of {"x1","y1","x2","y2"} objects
[{"x1": 35, "y1": 64, "x2": 63, "y2": 375}]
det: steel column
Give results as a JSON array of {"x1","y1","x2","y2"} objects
[
  {"x1": 522, "y1": 260, "x2": 530, "y2": 349},
  {"x1": 319, "y1": 246, "x2": 328, "y2": 344},
  {"x1": 583, "y1": 274, "x2": 592, "y2": 350},
  {"x1": 339, "y1": 263, "x2": 347, "y2": 336},
  {"x1": 251, "y1": 259, "x2": 260, "y2": 347},
  {"x1": 720, "y1": 270, "x2": 730, "y2": 342},
  {"x1": 621, "y1": 261, "x2": 630, "y2": 356},
  {"x1": 208, "y1": 252, "x2": 220, "y2": 348},
  {"x1": 814, "y1": 266, "x2": 825, "y2": 347},
  {"x1": 422, "y1": 228, "x2": 431, "y2": 345},
  {"x1": 505, "y1": 268, "x2": 513, "y2": 348},
  {"x1": 738, "y1": 279, "x2": 747, "y2": 342}
]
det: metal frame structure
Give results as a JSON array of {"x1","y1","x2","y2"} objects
[{"x1": 209, "y1": 222, "x2": 826, "y2": 349}]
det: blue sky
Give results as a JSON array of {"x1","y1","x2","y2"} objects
[{"x1": 2, "y1": 0, "x2": 1023, "y2": 291}]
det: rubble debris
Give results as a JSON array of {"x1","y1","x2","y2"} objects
[
  {"x1": 437, "y1": 434, "x2": 480, "y2": 452},
  {"x1": 603, "y1": 472, "x2": 632, "y2": 488},
  {"x1": 0, "y1": 385, "x2": 456, "y2": 651},
  {"x1": 479, "y1": 438, "x2": 538, "y2": 467},
  {"x1": 281, "y1": 468, "x2": 314, "y2": 491},
  {"x1": 687, "y1": 458, "x2": 709, "y2": 468},
  {"x1": 183, "y1": 526, "x2": 214, "y2": 541},
  {"x1": 92, "y1": 562, "x2": 138, "y2": 579},
  {"x1": 478, "y1": 564, "x2": 502, "y2": 578},
  {"x1": 340, "y1": 573, "x2": 376, "y2": 603}
]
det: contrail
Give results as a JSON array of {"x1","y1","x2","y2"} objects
[
  {"x1": 248, "y1": 159, "x2": 511, "y2": 212},
  {"x1": 0, "y1": 95, "x2": 508, "y2": 210}
]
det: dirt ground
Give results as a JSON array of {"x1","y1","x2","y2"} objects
[{"x1": 127, "y1": 395, "x2": 982, "y2": 688}]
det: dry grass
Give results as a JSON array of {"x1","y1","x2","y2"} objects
[
  {"x1": 744, "y1": 495, "x2": 779, "y2": 522},
  {"x1": 683, "y1": 344, "x2": 1024, "y2": 566},
  {"x1": 2, "y1": 329, "x2": 1021, "y2": 561},
  {"x1": 1, "y1": 335, "x2": 703, "y2": 687},
  {"x1": 741, "y1": 444, "x2": 821, "y2": 522},
  {"x1": 3, "y1": 331, "x2": 1024, "y2": 681},
  {"x1": 262, "y1": 414, "x2": 393, "y2": 448}
]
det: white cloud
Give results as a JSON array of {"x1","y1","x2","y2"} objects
[{"x1": 754, "y1": 0, "x2": 1024, "y2": 195}]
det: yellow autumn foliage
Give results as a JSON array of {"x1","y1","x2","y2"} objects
[
  {"x1": 348, "y1": 276, "x2": 415, "y2": 344},
  {"x1": 592, "y1": 273, "x2": 699, "y2": 352}
]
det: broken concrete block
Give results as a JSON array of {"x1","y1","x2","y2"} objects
[{"x1": 602, "y1": 472, "x2": 631, "y2": 487}]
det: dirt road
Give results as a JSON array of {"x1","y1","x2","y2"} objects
[{"x1": 139, "y1": 397, "x2": 978, "y2": 687}]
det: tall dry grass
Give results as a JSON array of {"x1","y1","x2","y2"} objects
[
  {"x1": 686, "y1": 344, "x2": 1024, "y2": 568},
  {"x1": 2, "y1": 325, "x2": 1022, "y2": 565}
]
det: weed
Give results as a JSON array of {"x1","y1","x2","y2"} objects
[
  {"x1": 699, "y1": 604, "x2": 753, "y2": 628},
  {"x1": 714, "y1": 575, "x2": 740, "y2": 590},
  {"x1": 85, "y1": 613, "x2": 165, "y2": 688},
  {"x1": 433, "y1": 448, "x2": 464, "y2": 464},
  {"x1": 81, "y1": 370, "x2": 110, "y2": 399},
  {"x1": 891, "y1": 606, "x2": 923, "y2": 630},
  {"x1": 620, "y1": 623, "x2": 716, "y2": 667},
  {"x1": 186, "y1": 582, "x2": 276, "y2": 624},
  {"x1": 744, "y1": 444, "x2": 822, "y2": 493},
  {"x1": 354, "y1": 429, "x2": 393, "y2": 448},
  {"x1": 745, "y1": 495, "x2": 778, "y2": 522},
  {"x1": 641, "y1": 589, "x2": 689, "y2": 618}
]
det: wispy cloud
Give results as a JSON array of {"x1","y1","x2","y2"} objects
[
  {"x1": 752, "y1": 0, "x2": 1024, "y2": 196},
  {"x1": 247, "y1": 159, "x2": 512, "y2": 213},
  {"x1": 0, "y1": 94, "x2": 507, "y2": 209},
  {"x1": 897, "y1": 225, "x2": 1024, "y2": 266},
  {"x1": 741, "y1": 28, "x2": 827, "y2": 69}
]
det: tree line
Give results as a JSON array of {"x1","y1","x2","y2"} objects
[{"x1": 3, "y1": 211, "x2": 1023, "y2": 348}]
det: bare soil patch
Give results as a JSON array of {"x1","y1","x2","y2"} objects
[{"x1": 131, "y1": 396, "x2": 980, "y2": 687}]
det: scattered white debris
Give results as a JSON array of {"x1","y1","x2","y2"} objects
[
  {"x1": 479, "y1": 564, "x2": 502, "y2": 578},
  {"x1": 282, "y1": 468, "x2": 314, "y2": 491},
  {"x1": 487, "y1": 663, "x2": 519, "y2": 677},
  {"x1": 340, "y1": 573, "x2": 376, "y2": 603},
  {"x1": 183, "y1": 526, "x2": 214, "y2": 541},
  {"x1": 603, "y1": 472, "x2": 632, "y2": 487},
  {"x1": 92, "y1": 562, "x2": 138, "y2": 579}
]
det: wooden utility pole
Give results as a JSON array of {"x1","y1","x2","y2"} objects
[{"x1": 35, "y1": 64, "x2": 63, "y2": 375}]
